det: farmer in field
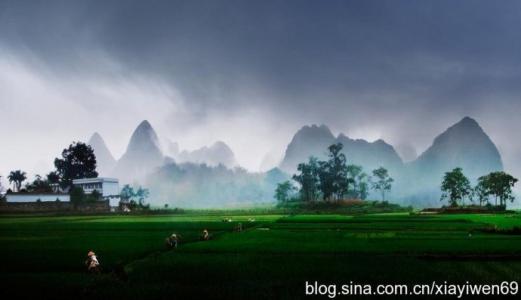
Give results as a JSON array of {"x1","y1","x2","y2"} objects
[
  {"x1": 202, "y1": 229, "x2": 210, "y2": 241},
  {"x1": 85, "y1": 250, "x2": 100, "y2": 273},
  {"x1": 166, "y1": 233, "x2": 180, "y2": 249}
]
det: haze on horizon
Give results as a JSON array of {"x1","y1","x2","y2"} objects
[{"x1": 1, "y1": 0, "x2": 521, "y2": 187}]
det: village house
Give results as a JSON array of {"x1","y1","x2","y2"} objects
[{"x1": 72, "y1": 177, "x2": 120, "y2": 207}]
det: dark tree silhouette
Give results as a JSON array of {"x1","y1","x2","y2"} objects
[
  {"x1": 476, "y1": 171, "x2": 518, "y2": 207},
  {"x1": 54, "y1": 142, "x2": 98, "y2": 189},
  {"x1": 318, "y1": 143, "x2": 348, "y2": 201},
  {"x1": 293, "y1": 157, "x2": 321, "y2": 202},
  {"x1": 7, "y1": 170, "x2": 27, "y2": 192}
]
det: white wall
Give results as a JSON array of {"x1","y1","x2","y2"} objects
[
  {"x1": 102, "y1": 181, "x2": 120, "y2": 197},
  {"x1": 6, "y1": 194, "x2": 70, "y2": 202}
]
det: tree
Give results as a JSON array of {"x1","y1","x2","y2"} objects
[
  {"x1": 316, "y1": 143, "x2": 349, "y2": 201},
  {"x1": 274, "y1": 180, "x2": 295, "y2": 203},
  {"x1": 440, "y1": 168, "x2": 472, "y2": 207},
  {"x1": 25, "y1": 175, "x2": 52, "y2": 193},
  {"x1": 46, "y1": 171, "x2": 61, "y2": 192},
  {"x1": 473, "y1": 181, "x2": 488, "y2": 206},
  {"x1": 8, "y1": 170, "x2": 27, "y2": 192},
  {"x1": 477, "y1": 171, "x2": 518, "y2": 207},
  {"x1": 346, "y1": 164, "x2": 369, "y2": 200},
  {"x1": 120, "y1": 184, "x2": 135, "y2": 202},
  {"x1": 293, "y1": 157, "x2": 321, "y2": 202},
  {"x1": 46, "y1": 171, "x2": 60, "y2": 184},
  {"x1": 371, "y1": 167, "x2": 394, "y2": 202},
  {"x1": 54, "y1": 142, "x2": 98, "y2": 189}
]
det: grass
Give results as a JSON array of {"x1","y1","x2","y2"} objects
[{"x1": 1, "y1": 212, "x2": 520, "y2": 299}]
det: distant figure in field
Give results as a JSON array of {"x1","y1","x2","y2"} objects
[
  {"x1": 166, "y1": 233, "x2": 180, "y2": 249},
  {"x1": 202, "y1": 229, "x2": 210, "y2": 241},
  {"x1": 85, "y1": 250, "x2": 100, "y2": 273},
  {"x1": 235, "y1": 222, "x2": 243, "y2": 232}
]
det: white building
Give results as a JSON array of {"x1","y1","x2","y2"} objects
[
  {"x1": 6, "y1": 193, "x2": 70, "y2": 202},
  {"x1": 72, "y1": 177, "x2": 120, "y2": 207}
]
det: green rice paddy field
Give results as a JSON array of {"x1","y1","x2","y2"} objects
[{"x1": 1, "y1": 212, "x2": 521, "y2": 299}]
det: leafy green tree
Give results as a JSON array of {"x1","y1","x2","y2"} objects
[
  {"x1": 120, "y1": 185, "x2": 150, "y2": 209},
  {"x1": 54, "y1": 142, "x2": 98, "y2": 190},
  {"x1": 370, "y1": 167, "x2": 394, "y2": 201},
  {"x1": 473, "y1": 180, "x2": 490, "y2": 206},
  {"x1": 274, "y1": 180, "x2": 295, "y2": 203},
  {"x1": 8, "y1": 170, "x2": 27, "y2": 192},
  {"x1": 440, "y1": 168, "x2": 472, "y2": 207},
  {"x1": 293, "y1": 157, "x2": 321, "y2": 202},
  {"x1": 477, "y1": 171, "x2": 518, "y2": 207}
]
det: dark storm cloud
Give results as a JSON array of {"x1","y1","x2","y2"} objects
[
  {"x1": 2, "y1": 0, "x2": 520, "y2": 109},
  {"x1": 1, "y1": 0, "x2": 521, "y2": 175}
]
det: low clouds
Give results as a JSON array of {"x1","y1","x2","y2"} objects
[{"x1": 1, "y1": 0, "x2": 521, "y2": 184}]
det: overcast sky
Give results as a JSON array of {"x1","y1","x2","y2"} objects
[{"x1": 1, "y1": 0, "x2": 521, "y2": 186}]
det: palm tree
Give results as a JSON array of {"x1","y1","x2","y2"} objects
[{"x1": 8, "y1": 170, "x2": 27, "y2": 192}]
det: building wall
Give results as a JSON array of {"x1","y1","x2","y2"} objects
[
  {"x1": 100, "y1": 181, "x2": 120, "y2": 207},
  {"x1": 6, "y1": 194, "x2": 70, "y2": 203},
  {"x1": 0, "y1": 201, "x2": 72, "y2": 212},
  {"x1": 0, "y1": 200, "x2": 110, "y2": 213},
  {"x1": 72, "y1": 178, "x2": 120, "y2": 207},
  {"x1": 102, "y1": 181, "x2": 120, "y2": 197}
]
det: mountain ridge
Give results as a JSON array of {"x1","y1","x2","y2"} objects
[
  {"x1": 113, "y1": 120, "x2": 165, "y2": 183},
  {"x1": 88, "y1": 132, "x2": 116, "y2": 176}
]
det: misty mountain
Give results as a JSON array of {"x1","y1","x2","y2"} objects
[
  {"x1": 412, "y1": 117, "x2": 503, "y2": 177},
  {"x1": 336, "y1": 134, "x2": 403, "y2": 173},
  {"x1": 88, "y1": 132, "x2": 116, "y2": 176},
  {"x1": 146, "y1": 162, "x2": 284, "y2": 208},
  {"x1": 395, "y1": 143, "x2": 418, "y2": 163},
  {"x1": 176, "y1": 141, "x2": 237, "y2": 168},
  {"x1": 279, "y1": 125, "x2": 336, "y2": 172},
  {"x1": 278, "y1": 118, "x2": 504, "y2": 207},
  {"x1": 113, "y1": 120, "x2": 165, "y2": 183},
  {"x1": 279, "y1": 124, "x2": 403, "y2": 174},
  {"x1": 402, "y1": 117, "x2": 503, "y2": 206}
]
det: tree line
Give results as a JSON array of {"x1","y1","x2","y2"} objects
[
  {"x1": 440, "y1": 167, "x2": 518, "y2": 208},
  {"x1": 275, "y1": 143, "x2": 393, "y2": 204},
  {"x1": 3, "y1": 142, "x2": 98, "y2": 195}
]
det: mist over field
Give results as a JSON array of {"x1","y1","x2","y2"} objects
[{"x1": 1, "y1": 0, "x2": 521, "y2": 207}]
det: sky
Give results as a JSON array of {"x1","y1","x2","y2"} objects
[{"x1": 1, "y1": 0, "x2": 521, "y2": 187}]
